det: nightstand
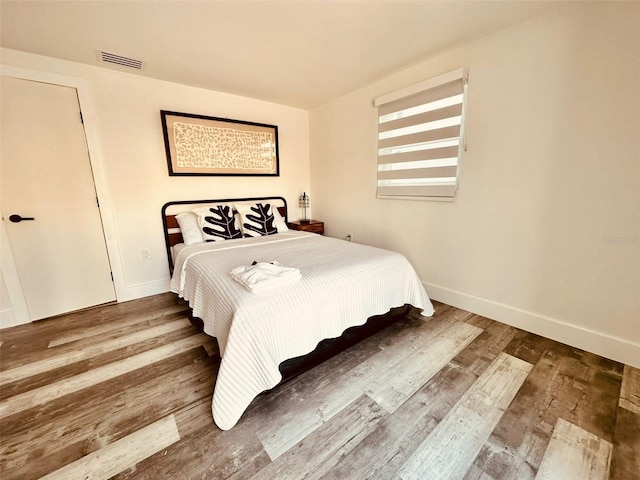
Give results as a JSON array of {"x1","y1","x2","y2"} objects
[{"x1": 287, "y1": 220, "x2": 324, "y2": 235}]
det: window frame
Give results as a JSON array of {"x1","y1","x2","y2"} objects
[{"x1": 374, "y1": 68, "x2": 469, "y2": 201}]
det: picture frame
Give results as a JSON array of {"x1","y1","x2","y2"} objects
[{"x1": 160, "y1": 110, "x2": 279, "y2": 176}]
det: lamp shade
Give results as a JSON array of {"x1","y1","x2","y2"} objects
[
  {"x1": 298, "y1": 192, "x2": 310, "y2": 208},
  {"x1": 298, "y1": 192, "x2": 310, "y2": 222}
]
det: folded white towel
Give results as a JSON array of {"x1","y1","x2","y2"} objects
[{"x1": 230, "y1": 261, "x2": 301, "y2": 293}]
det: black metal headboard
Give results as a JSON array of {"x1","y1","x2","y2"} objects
[{"x1": 161, "y1": 196, "x2": 288, "y2": 274}]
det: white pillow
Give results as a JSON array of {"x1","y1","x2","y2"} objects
[
  {"x1": 235, "y1": 203, "x2": 279, "y2": 237},
  {"x1": 234, "y1": 203, "x2": 287, "y2": 234},
  {"x1": 234, "y1": 213, "x2": 244, "y2": 234},
  {"x1": 272, "y1": 206, "x2": 289, "y2": 232},
  {"x1": 193, "y1": 205, "x2": 243, "y2": 242},
  {"x1": 175, "y1": 212, "x2": 204, "y2": 245}
]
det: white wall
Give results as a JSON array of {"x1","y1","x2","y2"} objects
[
  {"x1": 310, "y1": 2, "x2": 640, "y2": 367},
  {"x1": 0, "y1": 48, "x2": 310, "y2": 322}
]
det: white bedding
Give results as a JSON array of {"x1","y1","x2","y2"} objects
[
  {"x1": 171, "y1": 242, "x2": 189, "y2": 261},
  {"x1": 170, "y1": 231, "x2": 434, "y2": 430}
]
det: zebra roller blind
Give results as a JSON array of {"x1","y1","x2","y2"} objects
[{"x1": 375, "y1": 68, "x2": 468, "y2": 199}]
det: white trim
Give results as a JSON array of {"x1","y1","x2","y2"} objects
[
  {"x1": 0, "y1": 308, "x2": 21, "y2": 329},
  {"x1": 0, "y1": 65, "x2": 126, "y2": 304},
  {"x1": 424, "y1": 281, "x2": 640, "y2": 369},
  {"x1": 118, "y1": 279, "x2": 171, "y2": 303},
  {"x1": 374, "y1": 67, "x2": 468, "y2": 107},
  {"x1": 0, "y1": 208, "x2": 30, "y2": 327}
]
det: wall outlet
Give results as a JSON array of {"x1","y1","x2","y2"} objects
[
  {"x1": 141, "y1": 248, "x2": 152, "y2": 261},
  {"x1": 345, "y1": 233, "x2": 352, "y2": 242}
]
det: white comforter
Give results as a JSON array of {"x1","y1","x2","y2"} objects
[{"x1": 170, "y1": 231, "x2": 434, "y2": 430}]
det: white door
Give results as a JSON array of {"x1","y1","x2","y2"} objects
[{"x1": 0, "y1": 76, "x2": 116, "y2": 320}]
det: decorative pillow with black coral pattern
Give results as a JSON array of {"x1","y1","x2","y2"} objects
[
  {"x1": 193, "y1": 205, "x2": 243, "y2": 242},
  {"x1": 235, "y1": 203, "x2": 278, "y2": 237}
]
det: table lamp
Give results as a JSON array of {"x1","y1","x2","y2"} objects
[{"x1": 298, "y1": 192, "x2": 310, "y2": 224}]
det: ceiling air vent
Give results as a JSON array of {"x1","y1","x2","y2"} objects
[{"x1": 97, "y1": 50, "x2": 143, "y2": 70}]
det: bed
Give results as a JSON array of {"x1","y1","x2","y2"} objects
[{"x1": 162, "y1": 196, "x2": 434, "y2": 430}]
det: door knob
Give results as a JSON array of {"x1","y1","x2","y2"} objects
[{"x1": 8, "y1": 214, "x2": 35, "y2": 223}]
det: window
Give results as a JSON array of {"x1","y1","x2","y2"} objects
[{"x1": 375, "y1": 68, "x2": 468, "y2": 199}]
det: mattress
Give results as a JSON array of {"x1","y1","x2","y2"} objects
[{"x1": 170, "y1": 231, "x2": 434, "y2": 429}]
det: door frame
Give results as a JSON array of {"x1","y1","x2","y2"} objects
[{"x1": 0, "y1": 66, "x2": 124, "y2": 326}]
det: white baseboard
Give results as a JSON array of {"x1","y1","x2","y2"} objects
[
  {"x1": 116, "y1": 279, "x2": 171, "y2": 303},
  {"x1": 0, "y1": 279, "x2": 172, "y2": 330},
  {"x1": 424, "y1": 282, "x2": 640, "y2": 369},
  {"x1": 0, "y1": 308, "x2": 30, "y2": 329}
]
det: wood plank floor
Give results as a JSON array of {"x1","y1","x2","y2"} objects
[{"x1": 0, "y1": 293, "x2": 638, "y2": 480}]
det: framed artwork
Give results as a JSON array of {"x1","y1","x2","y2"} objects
[{"x1": 160, "y1": 110, "x2": 279, "y2": 176}]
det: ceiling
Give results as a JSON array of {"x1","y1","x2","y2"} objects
[{"x1": 0, "y1": 1, "x2": 558, "y2": 109}]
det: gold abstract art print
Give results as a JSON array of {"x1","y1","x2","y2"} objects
[{"x1": 161, "y1": 111, "x2": 279, "y2": 176}]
